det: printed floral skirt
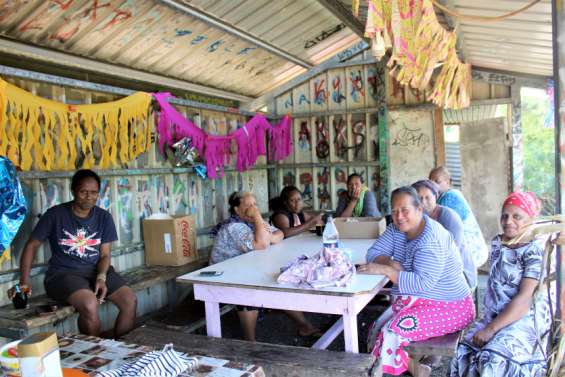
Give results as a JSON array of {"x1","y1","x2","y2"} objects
[{"x1": 367, "y1": 294, "x2": 475, "y2": 375}]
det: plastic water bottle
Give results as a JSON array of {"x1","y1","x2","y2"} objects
[{"x1": 322, "y1": 215, "x2": 339, "y2": 249}]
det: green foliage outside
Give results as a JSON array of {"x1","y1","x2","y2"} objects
[{"x1": 521, "y1": 87, "x2": 555, "y2": 214}]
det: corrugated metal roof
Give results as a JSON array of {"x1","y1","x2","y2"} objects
[
  {"x1": 0, "y1": 0, "x2": 360, "y2": 98},
  {"x1": 339, "y1": 0, "x2": 552, "y2": 78},
  {"x1": 0, "y1": 0, "x2": 552, "y2": 103},
  {"x1": 452, "y1": 0, "x2": 552, "y2": 77}
]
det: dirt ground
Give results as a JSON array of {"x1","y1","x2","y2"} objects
[{"x1": 152, "y1": 276, "x2": 487, "y2": 377}]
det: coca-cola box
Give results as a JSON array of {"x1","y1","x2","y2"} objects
[{"x1": 142, "y1": 215, "x2": 198, "y2": 266}]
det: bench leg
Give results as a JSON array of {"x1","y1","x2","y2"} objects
[
  {"x1": 166, "y1": 280, "x2": 177, "y2": 310},
  {"x1": 342, "y1": 313, "x2": 359, "y2": 353},
  {"x1": 204, "y1": 301, "x2": 222, "y2": 338}
]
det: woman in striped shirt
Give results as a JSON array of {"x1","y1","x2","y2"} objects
[{"x1": 359, "y1": 186, "x2": 474, "y2": 377}]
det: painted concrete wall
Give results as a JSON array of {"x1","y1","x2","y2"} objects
[
  {"x1": 460, "y1": 117, "x2": 510, "y2": 241},
  {"x1": 388, "y1": 109, "x2": 436, "y2": 190}
]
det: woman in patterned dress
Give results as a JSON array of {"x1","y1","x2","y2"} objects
[
  {"x1": 210, "y1": 191, "x2": 319, "y2": 342},
  {"x1": 359, "y1": 186, "x2": 474, "y2": 377},
  {"x1": 429, "y1": 166, "x2": 488, "y2": 268},
  {"x1": 450, "y1": 191, "x2": 552, "y2": 377}
]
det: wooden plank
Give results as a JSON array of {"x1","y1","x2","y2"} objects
[
  {"x1": 433, "y1": 108, "x2": 446, "y2": 166},
  {"x1": 125, "y1": 326, "x2": 374, "y2": 377},
  {"x1": 404, "y1": 331, "x2": 461, "y2": 357},
  {"x1": 0, "y1": 259, "x2": 208, "y2": 330}
]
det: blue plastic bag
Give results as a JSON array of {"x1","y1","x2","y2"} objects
[{"x1": 0, "y1": 157, "x2": 27, "y2": 259}]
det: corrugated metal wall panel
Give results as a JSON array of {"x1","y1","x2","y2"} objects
[
  {"x1": 445, "y1": 142, "x2": 462, "y2": 189},
  {"x1": 443, "y1": 104, "x2": 499, "y2": 124}
]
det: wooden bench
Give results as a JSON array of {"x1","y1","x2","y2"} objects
[
  {"x1": 125, "y1": 325, "x2": 374, "y2": 377},
  {"x1": 375, "y1": 287, "x2": 463, "y2": 376},
  {"x1": 405, "y1": 331, "x2": 461, "y2": 377},
  {"x1": 0, "y1": 258, "x2": 207, "y2": 339}
]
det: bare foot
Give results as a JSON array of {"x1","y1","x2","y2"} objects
[{"x1": 297, "y1": 324, "x2": 323, "y2": 337}]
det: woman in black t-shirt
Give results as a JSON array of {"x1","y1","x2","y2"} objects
[{"x1": 270, "y1": 186, "x2": 322, "y2": 238}]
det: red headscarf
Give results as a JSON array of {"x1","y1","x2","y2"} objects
[{"x1": 502, "y1": 192, "x2": 541, "y2": 218}]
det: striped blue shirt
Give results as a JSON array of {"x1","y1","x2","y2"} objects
[{"x1": 366, "y1": 216, "x2": 470, "y2": 301}]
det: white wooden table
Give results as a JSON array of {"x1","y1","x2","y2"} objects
[{"x1": 177, "y1": 233, "x2": 388, "y2": 353}]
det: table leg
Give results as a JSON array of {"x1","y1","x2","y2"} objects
[
  {"x1": 342, "y1": 313, "x2": 359, "y2": 353},
  {"x1": 312, "y1": 317, "x2": 344, "y2": 350},
  {"x1": 204, "y1": 301, "x2": 221, "y2": 337}
]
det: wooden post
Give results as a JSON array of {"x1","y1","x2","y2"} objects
[
  {"x1": 510, "y1": 85, "x2": 523, "y2": 191},
  {"x1": 433, "y1": 108, "x2": 446, "y2": 166},
  {"x1": 553, "y1": 0, "x2": 564, "y2": 336},
  {"x1": 376, "y1": 63, "x2": 389, "y2": 214}
]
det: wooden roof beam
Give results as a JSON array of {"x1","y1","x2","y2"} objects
[
  {"x1": 316, "y1": 0, "x2": 367, "y2": 39},
  {"x1": 0, "y1": 37, "x2": 253, "y2": 103}
]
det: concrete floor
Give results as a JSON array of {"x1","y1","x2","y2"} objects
[{"x1": 152, "y1": 274, "x2": 488, "y2": 377}]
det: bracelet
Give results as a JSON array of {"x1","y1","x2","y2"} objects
[{"x1": 96, "y1": 273, "x2": 107, "y2": 282}]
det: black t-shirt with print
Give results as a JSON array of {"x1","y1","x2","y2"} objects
[{"x1": 32, "y1": 201, "x2": 118, "y2": 275}]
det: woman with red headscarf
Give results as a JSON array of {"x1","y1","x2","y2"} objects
[{"x1": 450, "y1": 192, "x2": 552, "y2": 377}]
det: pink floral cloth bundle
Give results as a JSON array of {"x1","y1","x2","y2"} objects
[
  {"x1": 152, "y1": 92, "x2": 292, "y2": 178},
  {"x1": 277, "y1": 248, "x2": 356, "y2": 288}
]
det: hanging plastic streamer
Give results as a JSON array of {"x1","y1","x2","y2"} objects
[
  {"x1": 269, "y1": 115, "x2": 293, "y2": 161},
  {"x1": 364, "y1": 0, "x2": 471, "y2": 109},
  {"x1": 0, "y1": 78, "x2": 152, "y2": 171},
  {"x1": 0, "y1": 156, "x2": 27, "y2": 263},
  {"x1": 428, "y1": 49, "x2": 471, "y2": 109},
  {"x1": 153, "y1": 92, "x2": 292, "y2": 178},
  {"x1": 365, "y1": 0, "x2": 393, "y2": 60}
]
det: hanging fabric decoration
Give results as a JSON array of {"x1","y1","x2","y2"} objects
[
  {"x1": 152, "y1": 92, "x2": 292, "y2": 179},
  {"x1": 270, "y1": 115, "x2": 293, "y2": 161},
  {"x1": 0, "y1": 156, "x2": 27, "y2": 263},
  {"x1": 0, "y1": 78, "x2": 152, "y2": 171},
  {"x1": 364, "y1": 0, "x2": 471, "y2": 109}
]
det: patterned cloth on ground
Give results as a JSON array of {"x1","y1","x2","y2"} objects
[
  {"x1": 368, "y1": 294, "x2": 475, "y2": 376},
  {"x1": 277, "y1": 247, "x2": 355, "y2": 288}
]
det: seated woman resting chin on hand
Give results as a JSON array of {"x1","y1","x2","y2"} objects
[
  {"x1": 358, "y1": 186, "x2": 474, "y2": 377},
  {"x1": 209, "y1": 191, "x2": 319, "y2": 342},
  {"x1": 450, "y1": 192, "x2": 552, "y2": 377}
]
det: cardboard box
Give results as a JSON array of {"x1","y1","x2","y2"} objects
[
  {"x1": 18, "y1": 332, "x2": 62, "y2": 377},
  {"x1": 334, "y1": 217, "x2": 386, "y2": 239},
  {"x1": 142, "y1": 215, "x2": 198, "y2": 266}
]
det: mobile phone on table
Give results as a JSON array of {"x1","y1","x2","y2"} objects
[{"x1": 199, "y1": 270, "x2": 223, "y2": 277}]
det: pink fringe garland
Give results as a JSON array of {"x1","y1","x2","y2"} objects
[{"x1": 152, "y1": 93, "x2": 292, "y2": 178}]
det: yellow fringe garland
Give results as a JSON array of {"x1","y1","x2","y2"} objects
[
  {"x1": 365, "y1": 0, "x2": 471, "y2": 109},
  {"x1": 0, "y1": 78, "x2": 152, "y2": 171}
]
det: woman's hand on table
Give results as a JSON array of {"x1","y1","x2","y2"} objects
[
  {"x1": 357, "y1": 262, "x2": 399, "y2": 283},
  {"x1": 357, "y1": 262, "x2": 389, "y2": 275}
]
